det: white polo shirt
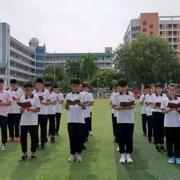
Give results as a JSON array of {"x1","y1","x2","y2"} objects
[
  {"x1": 8, "y1": 88, "x2": 24, "y2": 114},
  {"x1": 161, "y1": 97, "x2": 180, "y2": 127},
  {"x1": 20, "y1": 94, "x2": 41, "y2": 126},
  {"x1": 112, "y1": 91, "x2": 135, "y2": 123},
  {"x1": 81, "y1": 91, "x2": 88, "y2": 118},
  {"x1": 139, "y1": 94, "x2": 147, "y2": 115},
  {"x1": 150, "y1": 93, "x2": 167, "y2": 113},
  {"x1": 33, "y1": 89, "x2": 50, "y2": 115},
  {"x1": 89, "y1": 93, "x2": 94, "y2": 112},
  {"x1": 66, "y1": 92, "x2": 86, "y2": 123},
  {"x1": 55, "y1": 92, "x2": 64, "y2": 113},
  {"x1": 83, "y1": 91, "x2": 92, "y2": 118},
  {"x1": 47, "y1": 91, "x2": 57, "y2": 115},
  {"x1": 144, "y1": 94, "x2": 152, "y2": 116}
]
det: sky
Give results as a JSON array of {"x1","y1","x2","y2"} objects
[{"x1": 0, "y1": 0, "x2": 180, "y2": 53}]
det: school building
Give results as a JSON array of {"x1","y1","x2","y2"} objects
[
  {"x1": 0, "y1": 23, "x2": 115, "y2": 87},
  {"x1": 123, "y1": 13, "x2": 180, "y2": 59}
]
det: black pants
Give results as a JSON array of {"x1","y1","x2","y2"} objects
[
  {"x1": 55, "y1": 113, "x2": 61, "y2": 132},
  {"x1": 117, "y1": 123, "x2": 134, "y2": 154},
  {"x1": 90, "y1": 112, "x2": 92, "y2": 131},
  {"x1": 0, "y1": 116, "x2": 8, "y2": 144},
  {"x1": 152, "y1": 112, "x2": 165, "y2": 145},
  {"x1": 37, "y1": 115, "x2": 47, "y2": 145},
  {"x1": 68, "y1": 123, "x2": 84, "y2": 155},
  {"x1": 20, "y1": 125, "x2": 38, "y2": 153},
  {"x1": 48, "y1": 114, "x2": 55, "y2": 136},
  {"x1": 142, "y1": 114, "x2": 148, "y2": 134},
  {"x1": 86, "y1": 117, "x2": 91, "y2": 132},
  {"x1": 112, "y1": 114, "x2": 118, "y2": 140},
  {"x1": 147, "y1": 115, "x2": 153, "y2": 139},
  {"x1": 165, "y1": 127, "x2": 180, "y2": 158},
  {"x1": 84, "y1": 118, "x2": 89, "y2": 141},
  {"x1": 8, "y1": 113, "x2": 21, "y2": 138}
]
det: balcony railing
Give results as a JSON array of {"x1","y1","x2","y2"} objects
[{"x1": 10, "y1": 66, "x2": 35, "y2": 76}]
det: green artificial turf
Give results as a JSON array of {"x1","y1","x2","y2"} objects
[{"x1": 0, "y1": 100, "x2": 180, "y2": 180}]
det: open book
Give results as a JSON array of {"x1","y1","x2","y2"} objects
[
  {"x1": 16, "y1": 101, "x2": 32, "y2": 108},
  {"x1": 155, "y1": 102, "x2": 161, "y2": 107},
  {"x1": 67, "y1": 99, "x2": 81, "y2": 106},
  {"x1": 120, "y1": 101, "x2": 135, "y2": 107},
  {"x1": 167, "y1": 103, "x2": 180, "y2": 109},
  {"x1": 38, "y1": 96, "x2": 44, "y2": 101}
]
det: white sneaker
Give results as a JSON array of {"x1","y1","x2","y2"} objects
[
  {"x1": 1, "y1": 144, "x2": 6, "y2": 151},
  {"x1": 68, "y1": 155, "x2": 75, "y2": 163},
  {"x1": 119, "y1": 153, "x2": 126, "y2": 164},
  {"x1": 89, "y1": 131, "x2": 92, "y2": 136},
  {"x1": 77, "y1": 154, "x2": 82, "y2": 163},
  {"x1": 117, "y1": 146, "x2": 119, "y2": 152},
  {"x1": 126, "y1": 153, "x2": 133, "y2": 163}
]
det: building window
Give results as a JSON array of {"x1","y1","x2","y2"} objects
[
  {"x1": 143, "y1": 28, "x2": 147, "y2": 32},
  {"x1": 150, "y1": 32, "x2": 153, "y2": 34},
  {"x1": 150, "y1": 25, "x2": 153, "y2": 28},
  {"x1": 143, "y1": 21, "x2": 147, "y2": 25}
]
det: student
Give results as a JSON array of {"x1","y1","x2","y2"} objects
[
  {"x1": 33, "y1": 78, "x2": 50, "y2": 150},
  {"x1": 8, "y1": 79, "x2": 24, "y2": 142},
  {"x1": 110, "y1": 83, "x2": 119, "y2": 143},
  {"x1": 112, "y1": 78, "x2": 135, "y2": 164},
  {"x1": 139, "y1": 85, "x2": 150, "y2": 136},
  {"x1": 19, "y1": 82, "x2": 41, "y2": 162},
  {"x1": 88, "y1": 90, "x2": 94, "y2": 136},
  {"x1": 45, "y1": 82, "x2": 57, "y2": 143},
  {"x1": 0, "y1": 78, "x2": 12, "y2": 150},
  {"x1": 65, "y1": 78, "x2": 86, "y2": 163},
  {"x1": 144, "y1": 84, "x2": 155, "y2": 143},
  {"x1": 161, "y1": 83, "x2": 180, "y2": 164},
  {"x1": 150, "y1": 83, "x2": 166, "y2": 152},
  {"x1": 53, "y1": 85, "x2": 64, "y2": 136}
]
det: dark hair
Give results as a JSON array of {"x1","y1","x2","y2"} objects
[
  {"x1": 150, "y1": 84, "x2": 155, "y2": 88},
  {"x1": 118, "y1": 78, "x2": 128, "y2": 87},
  {"x1": 45, "y1": 82, "x2": 52, "y2": 87},
  {"x1": 23, "y1": 82, "x2": 33, "y2": 88},
  {"x1": 155, "y1": 83, "x2": 163, "y2": 88},
  {"x1": 114, "y1": 83, "x2": 119, "y2": 88},
  {"x1": 53, "y1": 84, "x2": 59, "y2": 88},
  {"x1": 176, "y1": 84, "x2": 180, "y2": 88},
  {"x1": 82, "y1": 83, "x2": 89, "y2": 88},
  {"x1": 168, "y1": 83, "x2": 177, "y2": 88},
  {"x1": 71, "y1": 78, "x2": 81, "y2": 85},
  {"x1": 144, "y1": 85, "x2": 150, "y2": 89},
  {"x1": 10, "y1": 79, "x2": 17, "y2": 84},
  {"x1": 36, "y1": 78, "x2": 44, "y2": 84},
  {"x1": 0, "y1": 78, "x2": 4, "y2": 83}
]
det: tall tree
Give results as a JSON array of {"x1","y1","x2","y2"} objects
[{"x1": 115, "y1": 34, "x2": 180, "y2": 86}]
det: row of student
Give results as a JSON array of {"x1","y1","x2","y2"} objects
[{"x1": 139, "y1": 83, "x2": 180, "y2": 164}]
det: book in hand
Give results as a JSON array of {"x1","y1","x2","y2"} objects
[
  {"x1": 38, "y1": 96, "x2": 44, "y2": 101},
  {"x1": 120, "y1": 101, "x2": 135, "y2": 107},
  {"x1": 167, "y1": 103, "x2": 180, "y2": 109},
  {"x1": 67, "y1": 99, "x2": 81, "y2": 105},
  {"x1": 155, "y1": 102, "x2": 161, "y2": 107},
  {"x1": 16, "y1": 101, "x2": 32, "y2": 108},
  {"x1": 12, "y1": 97, "x2": 16, "y2": 100},
  {"x1": 176, "y1": 94, "x2": 180, "y2": 98}
]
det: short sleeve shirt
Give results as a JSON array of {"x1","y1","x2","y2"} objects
[
  {"x1": 89, "y1": 93, "x2": 94, "y2": 112},
  {"x1": 139, "y1": 94, "x2": 147, "y2": 114},
  {"x1": 144, "y1": 94, "x2": 152, "y2": 116},
  {"x1": 47, "y1": 92, "x2": 57, "y2": 115},
  {"x1": 55, "y1": 93, "x2": 64, "y2": 113}
]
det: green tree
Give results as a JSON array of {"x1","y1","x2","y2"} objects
[
  {"x1": 90, "y1": 70, "x2": 121, "y2": 89},
  {"x1": 115, "y1": 34, "x2": 180, "y2": 86}
]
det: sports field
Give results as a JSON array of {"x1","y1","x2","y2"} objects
[{"x1": 1, "y1": 100, "x2": 180, "y2": 180}]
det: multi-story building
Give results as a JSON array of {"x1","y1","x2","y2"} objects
[
  {"x1": 0, "y1": 23, "x2": 115, "y2": 87},
  {"x1": 124, "y1": 13, "x2": 180, "y2": 58}
]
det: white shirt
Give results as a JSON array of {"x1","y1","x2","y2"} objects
[
  {"x1": 66, "y1": 92, "x2": 86, "y2": 123},
  {"x1": 47, "y1": 92, "x2": 57, "y2": 115},
  {"x1": 8, "y1": 88, "x2": 24, "y2": 114},
  {"x1": 161, "y1": 97, "x2": 180, "y2": 127},
  {"x1": 89, "y1": 93, "x2": 94, "y2": 112},
  {"x1": 54, "y1": 92, "x2": 64, "y2": 113},
  {"x1": 150, "y1": 93, "x2": 167, "y2": 113},
  {"x1": 81, "y1": 91, "x2": 88, "y2": 118},
  {"x1": 32, "y1": 89, "x2": 50, "y2": 115},
  {"x1": 144, "y1": 94, "x2": 152, "y2": 116},
  {"x1": 139, "y1": 94, "x2": 147, "y2": 114},
  {"x1": 110, "y1": 92, "x2": 115, "y2": 114},
  {"x1": 20, "y1": 94, "x2": 41, "y2": 126},
  {"x1": 112, "y1": 92, "x2": 135, "y2": 123}
]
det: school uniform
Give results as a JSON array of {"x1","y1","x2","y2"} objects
[
  {"x1": 110, "y1": 92, "x2": 118, "y2": 141},
  {"x1": 20, "y1": 94, "x2": 41, "y2": 154},
  {"x1": 47, "y1": 91, "x2": 57, "y2": 137},
  {"x1": 0, "y1": 90, "x2": 12, "y2": 144},
  {"x1": 89, "y1": 92, "x2": 94, "y2": 132},
  {"x1": 150, "y1": 93, "x2": 166, "y2": 145},
  {"x1": 144, "y1": 94, "x2": 153, "y2": 141},
  {"x1": 139, "y1": 94, "x2": 147, "y2": 134},
  {"x1": 161, "y1": 97, "x2": 180, "y2": 158},
  {"x1": 33, "y1": 89, "x2": 50, "y2": 145},
  {"x1": 55, "y1": 92, "x2": 64, "y2": 133},
  {"x1": 66, "y1": 92, "x2": 86, "y2": 155},
  {"x1": 112, "y1": 91, "x2": 135, "y2": 154}
]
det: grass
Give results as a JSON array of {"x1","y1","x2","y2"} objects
[{"x1": 1, "y1": 100, "x2": 180, "y2": 180}]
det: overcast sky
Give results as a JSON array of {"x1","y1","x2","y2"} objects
[{"x1": 0, "y1": 0, "x2": 180, "y2": 53}]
